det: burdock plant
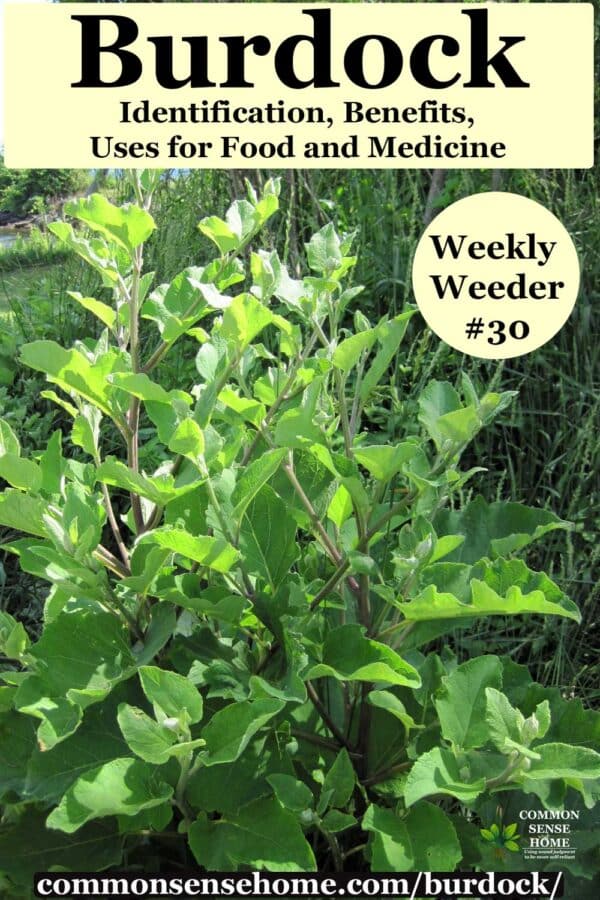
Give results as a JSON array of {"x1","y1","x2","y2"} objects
[{"x1": 0, "y1": 174, "x2": 597, "y2": 891}]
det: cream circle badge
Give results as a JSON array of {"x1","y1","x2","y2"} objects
[{"x1": 411, "y1": 192, "x2": 580, "y2": 359}]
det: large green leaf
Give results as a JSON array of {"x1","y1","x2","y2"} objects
[
  {"x1": 403, "y1": 559, "x2": 580, "y2": 624},
  {"x1": 274, "y1": 383, "x2": 324, "y2": 449},
  {"x1": 67, "y1": 292, "x2": 116, "y2": 331},
  {"x1": 156, "y1": 578, "x2": 245, "y2": 623},
  {"x1": 485, "y1": 688, "x2": 550, "y2": 757},
  {"x1": 143, "y1": 267, "x2": 231, "y2": 343},
  {"x1": 307, "y1": 625, "x2": 421, "y2": 688},
  {"x1": 219, "y1": 387, "x2": 266, "y2": 428},
  {"x1": 360, "y1": 313, "x2": 414, "y2": 402},
  {"x1": 354, "y1": 443, "x2": 418, "y2": 483},
  {"x1": 96, "y1": 458, "x2": 200, "y2": 507},
  {"x1": 0, "y1": 453, "x2": 41, "y2": 492},
  {"x1": 367, "y1": 690, "x2": 423, "y2": 736},
  {"x1": 139, "y1": 666, "x2": 203, "y2": 725},
  {"x1": 526, "y1": 744, "x2": 600, "y2": 781},
  {"x1": 117, "y1": 704, "x2": 178, "y2": 763},
  {"x1": 509, "y1": 668, "x2": 600, "y2": 753},
  {"x1": 121, "y1": 545, "x2": 171, "y2": 596},
  {"x1": 332, "y1": 329, "x2": 377, "y2": 373},
  {"x1": 267, "y1": 775, "x2": 313, "y2": 813},
  {"x1": 200, "y1": 699, "x2": 284, "y2": 767},
  {"x1": 168, "y1": 418, "x2": 205, "y2": 463},
  {"x1": 232, "y1": 449, "x2": 287, "y2": 519},
  {"x1": 200, "y1": 188, "x2": 278, "y2": 256},
  {"x1": 485, "y1": 686, "x2": 528, "y2": 752},
  {"x1": 49, "y1": 222, "x2": 121, "y2": 286},
  {"x1": 363, "y1": 802, "x2": 461, "y2": 871},
  {"x1": 164, "y1": 483, "x2": 209, "y2": 535},
  {"x1": 404, "y1": 748, "x2": 486, "y2": 806},
  {"x1": 322, "y1": 810, "x2": 356, "y2": 833},
  {"x1": 0, "y1": 810, "x2": 122, "y2": 886},
  {"x1": 434, "y1": 495, "x2": 570, "y2": 564},
  {"x1": 418, "y1": 380, "x2": 464, "y2": 450},
  {"x1": 433, "y1": 406, "x2": 481, "y2": 447},
  {"x1": 0, "y1": 418, "x2": 20, "y2": 456},
  {"x1": 0, "y1": 609, "x2": 29, "y2": 661},
  {"x1": 47, "y1": 757, "x2": 173, "y2": 833},
  {"x1": 187, "y1": 744, "x2": 273, "y2": 815},
  {"x1": 306, "y1": 223, "x2": 343, "y2": 275},
  {"x1": 0, "y1": 711, "x2": 36, "y2": 800},
  {"x1": 24, "y1": 688, "x2": 130, "y2": 803},
  {"x1": 134, "y1": 604, "x2": 177, "y2": 667},
  {"x1": 472, "y1": 559, "x2": 579, "y2": 622},
  {"x1": 435, "y1": 656, "x2": 503, "y2": 749},
  {"x1": 109, "y1": 371, "x2": 191, "y2": 406},
  {"x1": 138, "y1": 527, "x2": 239, "y2": 574},
  {"x1": 14, "y1": 609, "x2": 135, "y2": 749},
  {"x1": 189, "y1": 797, "x2": 316, "y2": 871},
  {"x1": 0, "y1": 490, "x2": 48, "y2": 537},
  {"x1": 20, "y1": 341, "x2": 116, "y2": 418},
  {"x1": 308, "y1": 444, "x2": 370, "y2": 521},
  {"x1": 327, "y1": 484, "x2": 353, "y2": 528},
  {"x1": 220, "y1": 293, "x2": 274, "y2": 349},
  {"x1": 38, "y1": 430, "x2": 66, "y2": 497},
  {"x1": 117, "y1": 704, "x2": 204, "y2": 764},
  {"x1": 199, "y1": 216, "x2": 239, "y2": 254},
  {"x1": 417, "y1": 380, "x2": 513, "y2": 451},
  {"x1": 323, "y1": 749, "x2": 355, "y2": 809},
  {"x1": 71, "y1": 406, "x2": 101, "y2": 460},
  {"x1": 270, "y1": 449, "x2": 333, "y2": 523},
  {"x1": 65, "y1": 194, "x2": 155, "y2": 254},
  {"x1": 239, "y1": 485, "x2": 298, "y2": 590},
  {"x1": 63, "y1": 481, "x2": 106, "y2": 554}
]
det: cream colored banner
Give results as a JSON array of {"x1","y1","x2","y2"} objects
[{"x1": 3, "y1": 3, "x2": 594, "y2": 169}]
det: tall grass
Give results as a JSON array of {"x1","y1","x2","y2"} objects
[{"x1": 0, "y1": 227, "x2": 70, "y2": 272}]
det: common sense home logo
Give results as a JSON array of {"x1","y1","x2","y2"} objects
[
  {"x1": 481, "y1": 810, "x2": 580, "y2": 862},
  {"x1": 520, "y1": 809, "x2": 579, "y2": 861}
]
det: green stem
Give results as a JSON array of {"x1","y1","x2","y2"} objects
[
  {"x1": 390, "y1": 621, "x2": 416, "y2": 650},
  {"x1": 241, "y1": 330, "x2": 320, "y2": 466},
  {"x1": 102, "y1": 585, "x2": 143, "y2": 642},
  {"x1": 291, "y1": 728, "x2": 361, "y2": 760},
  {"x1": 343, "y1": 843, "x2": 367, "y2": 861},
  {"x1": 362, "y1": 759, "x2": 411, "y2": 788},
  {"x1": 485, "y1": 755, "x2": 524, "y2": 790},
  {"x1": 348, "y1": 351, "x2": 367, "y2": 439},
  {"x1": 356, "y1": 572, "x2": 372, "y2": 775},
  {"x1": 100, "y1": 482, "x2": 130, "y2": 567},
  {"x1": 201, "y1": 461, "x2": 255, "y2": 600},
  {"x1": 127, "y1": 235, "x2": 145, "y2": 533},
  {"x1": 282, "y1": 452, "x2": 347, "y2": 571},
  {"x1": 142, "y1": 356, "x2": 239, "y2": 535},
  {"x1": 334, "y1": 369, "x2": 353, "y2": 457},
  {"x1": 309, "y1": 558, "x2": 351, "y2": 611},
  {"x1": 379, "y1": 619, "x2": 412, "y2": 642},
  {"x1": 94, "y1": 545, "x2": 130, "y2": 579},
  {"x1": 306, "y1": 681, "x2": 354, "y2": 752},
  {"x1": 319, "y1": 825, "x2": 344, "y2": 873},
  {"x1": 174, "y1": 753, "x2": 196, "y2": 827}
]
